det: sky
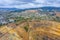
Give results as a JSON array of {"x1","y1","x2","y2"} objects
[{"x1": 0, "y1": 0, "x2": 60, "y2": 8}]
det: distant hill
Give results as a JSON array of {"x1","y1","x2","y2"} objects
[
  {"x1": 24, "y1": 7, "x2": 60, "y2": 12},
  {"x1": 0, "y1": 7, "x2": 60, "y2": 12}
]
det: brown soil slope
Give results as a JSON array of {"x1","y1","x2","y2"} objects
[
  {"x1": 0, "y1": 20, "x2": 60, "y2": 40},
  {"x1": 29, "y1": 20, "x2": 60, "y2": 40}
]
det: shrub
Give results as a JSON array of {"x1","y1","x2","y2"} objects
[{"x1": 24, "y1": 26, "x2": 29, "y2": 32}]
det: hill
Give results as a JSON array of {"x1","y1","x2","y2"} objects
[
  {"x1": 0, "y1": 7, "x2": 60, "y2": 12},
  {"x1": 0, "y1": 7, "x2": 60, "y2": 40},
  {"x1": 0, "y1": 20, "x2": 60, "y2": 40}
]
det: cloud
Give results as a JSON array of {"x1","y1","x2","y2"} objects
[
  {"x1": 16, "y1": 0, "x2": 35, "y2": 2},
  {"x1": 0, "y1": 0, "x2": 60, "y2": 8}
]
